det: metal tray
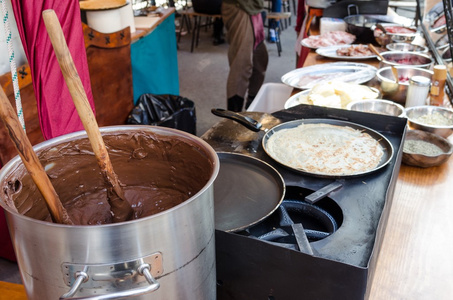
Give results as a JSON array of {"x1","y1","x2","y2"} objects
[{"x1": 281, "y1": 62, "x2": 377, "y2": 90}]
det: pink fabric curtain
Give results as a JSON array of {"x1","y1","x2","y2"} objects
[
  {"x1": 10, "y1": 0, "x2": 95, "y2": 139},
  {"x1": 0, "y1": 0, "x2": 96, "y2": 262}
]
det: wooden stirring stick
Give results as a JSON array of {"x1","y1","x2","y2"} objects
[
  {"x1": 368, "y1": 43, "x2": 385, "y2": 61},
  {"x1": 0, "y1": 87, "x2": 72, "y2": 224},
  {"x1": 42, "y1": 9, "x2": 133, "y2": 222},
  {"x1": 368, "y1": 43, "x2": 400, "y2": 83},
  {"x1": 391, "y1": 66, "x2": 400, "y2": 83}
]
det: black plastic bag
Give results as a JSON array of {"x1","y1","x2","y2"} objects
[{"x1": 127, "y1": 94, "x2": 196, "y2": 135}]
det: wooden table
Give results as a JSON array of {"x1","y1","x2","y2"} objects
[{"x1": 303, "y1": 49, "x2": 453, "y2": 300}]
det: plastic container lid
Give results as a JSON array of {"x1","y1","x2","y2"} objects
[{"x1": 409, "y1": 75, "x2": 431, "y2": 87}]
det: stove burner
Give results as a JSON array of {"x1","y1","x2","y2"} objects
[{"x1": 241, "y1": 186, "x2": 343, "y2": 251}]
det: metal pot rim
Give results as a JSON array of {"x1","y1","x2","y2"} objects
[{"x1": 0, "y1": 125, "x2": 220, "y2": 227}]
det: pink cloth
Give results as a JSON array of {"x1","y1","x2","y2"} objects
[
  {"x1": 1, "y1": 0, "x2": 96, "y2": 262},
  {"x1": 0, "y1": 212, "x2": 15, "y2": 261},
  {"x1": 11, "y1": 0, "x2": 95, "y2": 140},
  {"x1": 251, "y1": 13, "x2": 264, "y2": 50}
]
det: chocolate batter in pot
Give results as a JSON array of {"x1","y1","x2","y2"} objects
[{"x1": 2, "y1": 130, "x2": 214, "y2": 225}]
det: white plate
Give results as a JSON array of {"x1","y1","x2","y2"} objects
[
  {"x1": 301, "y1": 37, "x2": 351, "y2": 50},
  {"x1": 315, "y1": 44, "x2": 377, "y2": 60},
  {"x1": 284, "y1": 90, "x2": 310, "y2": 109},
  {"x1": 281, "y1": 62, "x2": 377, "y2": 90}
]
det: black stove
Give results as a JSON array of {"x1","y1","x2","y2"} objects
[
  {"x1": 202, "y1": 104, "x2": 406, "y2": 300},
  {"x1": 243, "y1": 186, "x2": 343, "y2": 248}
]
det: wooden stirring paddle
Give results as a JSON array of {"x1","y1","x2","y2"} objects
[
  {"x1": 0, "y1": 87, "x2": 72, "y2": 224},
  {"x1": 42, "y1": 9, "x2": 133, "y2": 222},
  {"x1": 368, "y1": 43, "x2": 385, "y2": 61},
  {"x1": 368, "y1": 43, "x2": 400, "y2": 83},
  {"x1": 391, "y1": 66, "x2": 399, "y2": 83}
]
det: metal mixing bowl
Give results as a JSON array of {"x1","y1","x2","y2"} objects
[
  {"x1": 379, "y1": 51, "x2": 434, "y2": 69},
  {"x1": 373, "y1": 23, "x2": 418, "y2": 46},
  {"x1": 402, "y1": 129, "x2": 453, "y2": 167},
  {"x1": 405, "y1": 106, "x2": 453, "y2": 138},
  {"x1": 386, "y1": 43, "x2": 428, "y2": 53},
  {"x1": 347, "y1": 99, "x2": 405, "y2": 117},
  {"x1": 376, "y1": 66, "x2": 433, "y2": 104},
  {"x1": 441, "y1": 47, "x2": 451, "y2": 63}
]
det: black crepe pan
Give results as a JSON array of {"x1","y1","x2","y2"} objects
[
  {"x1": 214, "y1": 152, "x2": 285, "y2": 233},
  {"x1": 211, "y1": 108, "x2": 394, "y2": 178}
]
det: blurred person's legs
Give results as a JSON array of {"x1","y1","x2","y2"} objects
[
  {"x1": 223, "y1": 2, "x2": 268, "y2": 111},
  {"x1": 246, "y1": 42, "x2": 268, "y2": 109}
]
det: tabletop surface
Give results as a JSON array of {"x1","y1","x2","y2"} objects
[{"x1": 302, "y1": 42, "x2": 453, "y2": 300}]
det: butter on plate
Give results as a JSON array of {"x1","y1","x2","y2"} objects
[{"x1": 297, "y1": 81, "x2": 379, "y2": 109}]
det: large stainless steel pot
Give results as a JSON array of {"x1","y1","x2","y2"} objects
[{"x1": 0, "y1": 125, "x2": 219, "y2": 300}]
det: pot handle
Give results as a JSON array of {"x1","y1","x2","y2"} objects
[
  {"x1": 59, "y1": 263, "x2": 160, "y2": 300},
  {"x1": 347, "y1": 4, "x2": 359, "y2": 16},
  {"x1": 211, "y1": 108, "x2": 263, "y2": 132}
]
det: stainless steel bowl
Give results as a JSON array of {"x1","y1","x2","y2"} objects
[
  {"x1": 402, "y1": 129, "x2": 453, "y2": 167},
  {"x1": 441, "y1": 47, "x2": 451, "y2": 63},
  {"x1": 435, "y1": 34, "x2": 449, "y2": 51},
  {"x1": 347, "y1": 99, "x2": 405, "y2": 117},
  {"x1": 379, "y1": 51, "x2": 434, "y2": 69},
  {"x1": 344, "y1": 15, "x2": 384, "y2": 44},
  {"x1": 373, "y1": 23, "x2": 418, "y2": 46},
  {"x1": 429, "y1": 13, "x2": 446, "y2": 34},
  {"x1": 376, "y1": 66, "x2": 433, "y2": 104},
  {"x1": 386, "y1": 43, "x2": 428, "y2": 53},
  {"x1": 405, "y1": 106, "x2": 453, "y2": 138}
]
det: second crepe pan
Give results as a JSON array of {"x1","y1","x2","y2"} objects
[
  {"x1": 211, "y1": 108, "x2": 394, "y2": 179},
  {"x1": 214, "y1": 152, "x2": 285, "y2": 233}
]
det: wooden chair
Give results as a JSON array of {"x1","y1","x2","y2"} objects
[
  {"x1": 267, "y1": 12, "x2": 292, "y2": 56},
  {"x1": 178, "y1": 7, "x2": 222, "y2": 52}
]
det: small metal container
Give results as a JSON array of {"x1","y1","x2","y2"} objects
[
  {"x1": 347, "y1": 99, "x2": 405, "y2": 117},
  {"x1": 402, "y1": 129, "x2": 453, "y2": 167},
  {"x1": 386, "y1": 43, "x2": 429, "y2": 53},
  {"x1": 376, "y1": 66, "x2": 433, "y2": 104},
  {"x1": 379, "y1": 51, "x2": 434, "y2": 69},
  {"x1": 373, "y1": 23, "x2": 418, "y2": 46},
  {"x1": 405, "y1": 105, "x2": 453, "y2": 138}
]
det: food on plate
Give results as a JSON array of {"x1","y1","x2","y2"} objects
[
  {"x1": 412, "y1": 111, "x2": 453, "y2": 126},
  {"x1": 335, "y1": 44, "x2": 374, "y2": 57},
  {"x1": 296, "y1": 81, "x2": 379, "y2": 109},
  {"x1": 384, "y1": 26, "x2": 416, "y2": 34},
  {"x1": 403, "y1": 139, "x2": 444, "y2": 156},
  {"x1": 398, "y1": 75, "x2": 410, "y2": 83},
  {"x1": 433, "y1": 15, "x2": 446, "y2": 28},
  {"x1": 297, "y1": 72, "x2": 351, "y2": 87},
  {"x1": 302, "y1": 31, "x2": 356, "y2": 48},
  {"x1": 386, "y1": 56, "x2": 426, "y2": 65},
  {"x1": 266, "y1": 123, "x2": 384, "y2": 176}
]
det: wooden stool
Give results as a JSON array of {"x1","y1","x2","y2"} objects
[
  {"x1": 267, "y1": 12, "x2": 292, "y2": 56},
  {"x1": 178, "y1": 8, "x2": 222, "y2": 52},
  {"x1": 304, "y1": 7, "x2": 323, "y2": 36}
]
